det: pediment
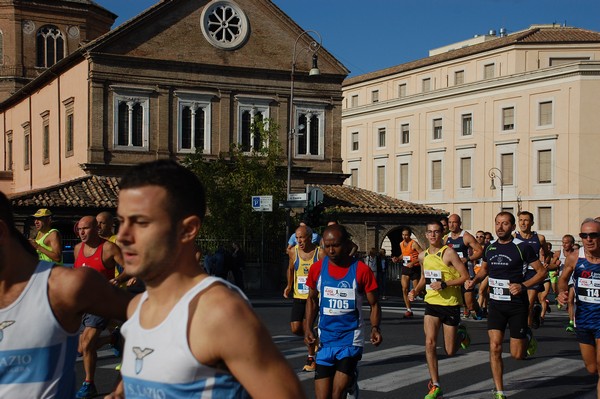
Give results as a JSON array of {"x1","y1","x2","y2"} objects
[{"x1": 87, "y1": 0, "x2": 348, "y2": 76}]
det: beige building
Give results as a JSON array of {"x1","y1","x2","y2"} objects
[
  {"x1": 342, "y1": 25, "x2": 600, "y2": 242},
  {"x1": 0, "y1": 0, "x2": 349, "y2": 203}
]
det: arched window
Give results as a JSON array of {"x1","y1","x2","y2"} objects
[{"x1": 36, "y1": 25, "x2": 65, "y2": 67}]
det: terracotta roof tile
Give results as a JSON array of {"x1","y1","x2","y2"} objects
[
  {"x1": 315, "y1": 184, "x2": 447, "y2": 216},
  {"x1": 10, "y1": 175, "x2": 120, "y2": 208},
  {"x1": 345, "y1": 26, "x2": 600, "y2": 86}
]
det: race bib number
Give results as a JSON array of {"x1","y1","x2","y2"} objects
[
  {"x1": 322, "y1": 286, "x2": 356, "y2": 315},
  {"x1": 403, "y1": 256, "x2": 411, "y2": 266},
  {"x1": 577, "y1": 277, "x2": 600, "y2": 304},
  {"x1": 489, "y1": 278, "x2": 511, "y2": 301},
  {"x1": 456, "y1": 251, "x2": 464, "y2": 259},
  {"x1": 424, "y1": 269, "x2": 442, "y2": 290},
  {"x1": 296, "y1": 276, "x2": 308, "y2": 295}
]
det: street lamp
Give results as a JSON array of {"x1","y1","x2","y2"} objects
[
  {"x1": 287, "y1": 30, "x2": 322, "y2": 197},
  {"x1": 488, "y1": 167, "x2": 504, "y2": 211}
]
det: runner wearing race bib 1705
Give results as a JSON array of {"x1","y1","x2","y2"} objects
[
  {"x1": 558, "y1": 218, "x2": 600, "y2": 399},
  {"x1": 304, "y1": 224, "x2": 381, "y2": 399},
  {"x1": 466, "y1": 212, "x2": 546, "y2": 399}
]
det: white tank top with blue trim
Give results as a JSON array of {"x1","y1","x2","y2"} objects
[
  {"x1": 0, "y1": 261, "x2": 78, "y2": 398},
  {"x1": 120, "y1": 276, "x2": 251, "y2": 398}
]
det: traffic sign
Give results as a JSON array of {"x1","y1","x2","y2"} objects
[
  {"x1": 251, "y1": 195, "x2": 273, "y2": 212},
  {"x1": 288, "y1": 193, "x2": 307, "y2": 201}
]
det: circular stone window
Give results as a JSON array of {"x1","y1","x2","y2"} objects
[{"x1": 201, "y1": 0, "x2": 249, "y2": 50}]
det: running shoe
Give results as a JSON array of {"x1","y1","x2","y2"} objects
[
  {"x1": 458, "y1": 324, "x2": 470, "y2": 350},
  {"x1": 531, "y1": 304, "x2": 542, "y2": 329},
  {"x1": 566, "y1": 320, "x2": 575, "y2": 333},
  {"x1": 75, "y1": 381, "x2": 97, "y2": 399},
  {"x1": 545, "y1": 299, "x2": 551, "y2": 313},
  {"x1": 404, "y1": 310, "x2": 414, "y2": 319},
  {"x1": 557, "y1": 302, "x2": 563, "y2": 310},
  {"x1": 302, "y1": 356, "x2": 316, "y2": 372},
  {"x1": 424, "y1": 384, "x2": 443, "y2": 399},
  {"x1": 471, "y1": 310, "x2": 483, "y2": 320},
  {"x1": 492, "y1": 389, "x2": 507, "y2": 399},
  {"x1": 527, "y1": 335, "x2": 538, "y2": 357}
]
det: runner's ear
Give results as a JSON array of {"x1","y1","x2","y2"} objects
[{"x1": 179, "y1": 215, "x2": 201, "y2": 243}]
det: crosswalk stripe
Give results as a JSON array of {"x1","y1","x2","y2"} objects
[
  {"x1": 360, "y1": 350, "x2": 510, "y2": 392},
  {"x1": 446, "y1": 357, "x2": 583, "y2": 398}
]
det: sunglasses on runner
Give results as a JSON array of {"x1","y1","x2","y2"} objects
[{"x1": 579, "y1": 232, "x2": 600, "y2": 239}]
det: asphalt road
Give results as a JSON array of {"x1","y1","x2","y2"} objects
[{"x1": 79, "y1": 295, "x2": 597, "y2": 398}]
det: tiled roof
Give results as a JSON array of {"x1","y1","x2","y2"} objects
[
  {"x1": 316, "y1": 184, "x2": 447, "y2": 216},
  {"x1": 345, "y1": 26, "x2": 600, "y2": 86},
  {"x1": 9, "y1": 175, "x2": 120, "y2": 209}
]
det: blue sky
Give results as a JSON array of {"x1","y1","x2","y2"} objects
[{"x1": 95, "y1": 0, "x2": 600, "y2": 77}]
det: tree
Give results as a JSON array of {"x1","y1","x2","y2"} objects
[{"x1": 183, "y1": 118, "x2": 287, "y2": 242}]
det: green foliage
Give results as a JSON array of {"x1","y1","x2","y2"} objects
[{"x1": 183, "y1": 118, "x2": 287, "y2": 241}]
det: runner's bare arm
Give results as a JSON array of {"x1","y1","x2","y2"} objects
[
  {"x1": 48, "y1": 266, "x2": 132, "y2": 333},
  {"x1": 191, "y1": 284, "x2": 306, "y2": 399}
]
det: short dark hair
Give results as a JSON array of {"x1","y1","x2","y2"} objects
[
  {"x1": 402, "y1": 227, "x2": 413, "y2": 236},
  {"x1": 563, "y1": 234, "x2": 575, "y2": 244},
  {"x1": 496, "y1": 211, "x2": 516, "y2": 225},
  {"x1": 427, "y1": 220, "x2": 444, "y2": 232},
  {"x1": 119, "y1": 160, "x2": 206, "y2": 223},
  {"x1": 323, "y1": 224, "x2": 351, "y2": 242},
  {"x1": 518, "y1": 210, "x2": 534, "y2": 223},
  {"x1": 0, "y1": 191, "x2": 37, "y2": 256}
]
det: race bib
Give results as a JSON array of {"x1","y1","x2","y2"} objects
[
  {"x1": 403, "y1": 256, "x2": 411, "y2": 265},
  {"x1": 577, "y1": 277, "x2": 600, "y2": 304},
  {"x1": 456, "y1": 251, "x2": 464, "y2": 259},
  {"x1": 322, "y1": 285, "x2": 356, "y2": 315},
  {"x1": 424, "y1": 269, "x2": 442, "y2": 290},
  {"x1": 489, "y1": 277, "x2": 511, "y2": 301},
  {"x1": 296, "y1": 276, "x2": 308, "y2": 295}
]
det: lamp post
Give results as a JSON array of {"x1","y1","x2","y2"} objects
[
  {"x1": 287, "y1": 30, "x2": 322, "y2": 197},
  {"x1": 488, "y1": 167, "x2": 504, "y2": 211}
]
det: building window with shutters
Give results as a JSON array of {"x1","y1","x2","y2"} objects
[
  {"x1": 538, "y1": 149, "x2": 552, "y2": 184},
  {"x1": 399, "y1": 162, "x2": 409, "y2": 192},
  {"x1": 6, "y1": 131, "x2": 12, "y2": 171},
  {"x1": 422, "y1": 78, "x2": 431, "y2": 93},
  {"x1": 371, "y1": 90, "x2": 379, "y2": 103},
  {"x1": 484, "y1": 63, "x2": 495, "y2": 79},
  {"x1": 401, "y1": 124, "x2": 410, "y2": 144},
  {"x1": 433, "y1": 118, "x2": 442, "y2": 140},
  {"x1": 431, "y1": 160, "x2": 442, "y2": 190},
  {"x1": 351, "y1": 95, "x2": 358, "y2": 108},
  {"x1": 42, "y1": 115, "x2": 50, "y2": 165},
  {"x1": 378, "y1": 127, "x2": 386, "y2": 148},
  {"x1": 502, "y1": 107, "x2": 515, "y2": 131},
  {"x1": 462, "y1": 114, "x2": 472, "y2": 136},
  {"x1": 455, "y1": 70, "x2": 464, "y2": 85},
  {"x1": 23, "y1": 122, "x2": 30, "y2": 170},
  {"x1": 538, "y1": 207, "x2": 552, "y2": 231},
  {"x1": 376, "y1": 165, "x2": 385, "y2": 193},
  {"x1": 63, "y1": 97, "x2": 74, "y2": 157},
  {"x1": 351, "y1": 132, "x2": 359, "y2": 151},
  {"x1": 501, "y1": 153, "x2": 514, "y2": 186},
  {"x1": 460, "y1": 157, "x2": 471, "y2": 188},
  {"x1": 398, "y1": 83, "x2": 407, "y2": 98},
  {"x1": 461, "y1": 209, "x2": 472, "y2": 230},
  {"x1": 350, "y1": 168, "x2": 358, "y2": 187},
  {"x1": 538, "y1": 101, "x2": 553, "y2": 127}
]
